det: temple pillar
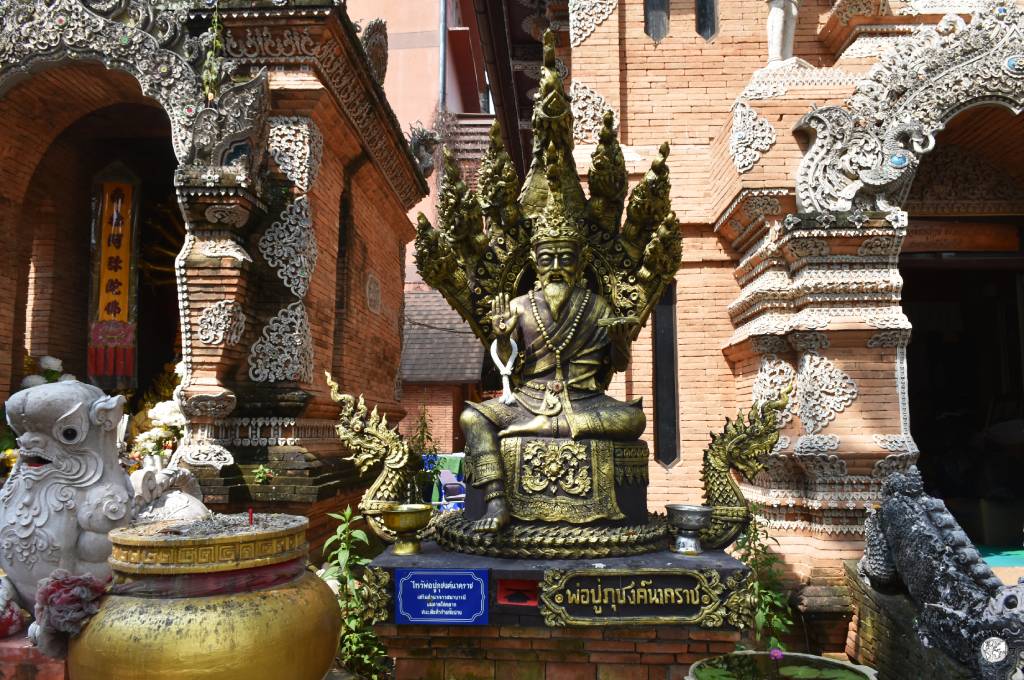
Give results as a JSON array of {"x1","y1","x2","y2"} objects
[
  {"x1": 725, "y1": 209, "x2": 918, "y2": 635},
  {"x1": 172, "y1": 177, "x2": 263, "y2": 469}
]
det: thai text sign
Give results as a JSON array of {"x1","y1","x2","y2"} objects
[
  {"x1": 394, "y1": 569, "x2": 488, "y2": 625},
  {"x1": 540, "y1": 567, "x2": 745, "y2": 627}
]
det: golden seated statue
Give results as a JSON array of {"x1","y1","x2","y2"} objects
[{"x1": 407, "y1": 30, "x2": 682, "y2": 557}]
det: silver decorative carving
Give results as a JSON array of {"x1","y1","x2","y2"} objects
[
  {"x1": 359, "y1": 18, "x2": 388, "y2": 86},
  {"x1": 752, "y1": 335, "x2": 790, "y2": 354},
  {"x1": 223, "y1": 25, "x2": 423, "y2": 208},
  {"x1": 898, "y1": 0, "x2": 988, "y2": 15},
  {"x1": 796, "y1": 352, "x2": 858, "y2": 433},
  {"x1": 873, "y1": 434, "x2": 919, "y2": 453},
  {"x1": 870, "y1": 450, "x2": 917, "y2": 477},
  {"x1": 831, "y1": 0, "x2": 891, "y2": 25},
  {"x1": 858, "y1": 235, "x2": 897, "y2": 257},
  {"x1": 731, "y1": 103, "x2": 776, "y2": 173},
  {"x1": 169, "y1": 443, "x2": 235, "y2": 471},
  {"x1": 204, "y1": 204, "x2": 251, "y2": 228},
  {"x1": 268, "y1": 117, "x2": 324, "y2": 193},
  {"x1": 198, "y1": 300, "x2": 246, "y2": 346},
  {"x1": 796, "y1": 452, "x2": 848, "y2": 478},
  {"x1": 569, "y1": 0, "x2": 617, "y2": 47},
  {"x1": 789, "y1": 331, "x2": 830, "y2": 352},
  {"x1": 794, "y1": 434, "x2": 840, "y2": 454},
  {"x1": 259, "y1": 196, "x2": 317, "y2": 298},
  {"x1": 785, "y1": 236, "x2": 830, "y2": 258},
  {"x1": 867, "y1": 329, "x2": 911, "y2": 348},
  {"x1": 248, "y1": 301, "x2": 314, "y2": 383},
  {"x1": 201, "y1": 239, "x2": 252, "y2": 262},
  {"x1": 190, "y1": 418, "x2": 338, "y2": 448},
  {"x1": 179, "y1": 391, "x2": 238, "y2": 419},
  {"x1": 753, "y1": 354, "x2": 797, "y2": 426},
  {"x1": 570, "y1": 80, "x2": 618, "y2": 143},
  {"x1": 795, "y1": 1, "x2": 1024, "y2": 212}
]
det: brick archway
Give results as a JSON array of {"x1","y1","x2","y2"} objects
[
  {"x1": 0, "y1": 63, "x2": 167, "y2": 396},
  {"x1": 794, "y1": 0, "x2": 1024, "y2": 214},
  {"x1": 0, "y1": 2, "x2": 270, "y2": 468}
]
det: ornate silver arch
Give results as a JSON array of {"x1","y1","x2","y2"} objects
[
  {"x1": 794, "y1": 0, "x2": 1024, "y2": 213},
  {"x1": 0, "y1": 0, "x2": 269, "y2": 176}
]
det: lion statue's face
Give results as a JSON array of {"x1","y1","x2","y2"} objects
[{"x1": 4, "y1": 381, "x2": 125, "y2": 482}]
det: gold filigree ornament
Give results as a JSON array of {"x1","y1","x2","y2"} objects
[
  {"x1": 522, "y1": 440, "x2": 592, "y2": 496},
  {"x1": 360, "y1": 566, "x2": 392, "y2": 626},
  {"x1": 501, "y1": 437, "x2": 624, "y2": 523}
]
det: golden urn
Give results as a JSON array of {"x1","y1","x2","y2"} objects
[{"x1": 67, "y1": 513, "x2": 341, "y2": 680}]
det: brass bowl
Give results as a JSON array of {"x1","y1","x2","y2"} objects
[{"x1": 380, "y1": 504, "x2": 433, "y2": 555}]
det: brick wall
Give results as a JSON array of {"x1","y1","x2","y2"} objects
[
  {"x1": 398, "y1": 383, "x2": 471, "y2": 452},
  {"x1": 376, "y1": 623, "x2": 740, "y2": 680}
]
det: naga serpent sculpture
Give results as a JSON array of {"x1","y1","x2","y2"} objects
[
  {"x1": 326, "y1": 372, "x2": 435, "y2": 542},
  {"x1": 860, "y1": 466, "x2": 1024, "y2": 679},
  {"x1": 700, "y1": 388, "x2": 790, "y2": 551}
]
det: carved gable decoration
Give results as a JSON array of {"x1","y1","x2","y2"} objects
[
  {"x1": 795, "y1": 0, "x2": 1024, "y2": 213},
  {"x1": 359, "y1": 18, "x2": 388, "y2": 86}
]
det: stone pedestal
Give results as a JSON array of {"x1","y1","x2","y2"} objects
[
  {"x1": 0, "y1": 636, "x2": 66, "y2": 680},
  {"x1": 371, "y1": 543, "x2": 747, "y2": 680}
]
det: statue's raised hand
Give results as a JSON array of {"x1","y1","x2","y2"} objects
[{"x1": 490, "y1": 293, "x2": 516, "y2": 338}]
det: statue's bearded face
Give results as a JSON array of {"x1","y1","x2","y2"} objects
[{"x1": 533, "y1": 240, "x2": 582, "y2": 288}]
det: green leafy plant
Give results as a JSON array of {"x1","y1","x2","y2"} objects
[
  {"x1": 252, "y1": 464, "x2": 275, "y2": 485},
  {"x1": 408, "y1": 408, "x2": 441, "y2": 500},
  {"x1": 733, "y1": 508, "x2": 793, "y2": 651},
  {"x1": 201, "y1": 2, "x2": 224, "y2": 102},
  {"x1": 321, "y1": 507, "x2": 390, "y2": 680}
]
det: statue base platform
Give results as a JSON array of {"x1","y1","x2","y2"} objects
[
  {"x1": 370, "y1": 542, "x2": 748, "y2": 679},
  {"x1": 0, "y1": 636, "x2": 66, "y2": 680}
]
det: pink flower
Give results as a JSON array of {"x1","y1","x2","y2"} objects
[{"x1": 769, "y1": 647, "x2": 784, "y2": 661}]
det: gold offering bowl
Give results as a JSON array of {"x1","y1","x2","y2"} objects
[
  {"x1": 67, "y1": 514, "x2": 341, "y2": 680},
  {"x1": 380, "y1": 503, "x2": 433, "y2": 555}
]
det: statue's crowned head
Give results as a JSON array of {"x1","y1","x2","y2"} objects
[{"x1": 531, "y1": 194, "x2": 588, "y2": 288}]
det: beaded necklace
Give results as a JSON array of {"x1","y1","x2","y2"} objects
[{"x1": 529, "y1": 288, "x2": 591, "y2": 380}]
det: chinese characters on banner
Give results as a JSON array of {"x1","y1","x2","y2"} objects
[{"x1": 89, "y1": 180, "x2": 137, "y2": 390}]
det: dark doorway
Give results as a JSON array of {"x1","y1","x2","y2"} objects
[
  {"x1": 22, "y1": 103, "x2": 180, "y2": 408},
  {"x1": 902, "y1": 257, "x2": 1024, "y2": 547}
]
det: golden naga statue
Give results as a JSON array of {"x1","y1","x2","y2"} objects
[{"x1": 414, "y1": 30, "x2": 681, "y2": 552}]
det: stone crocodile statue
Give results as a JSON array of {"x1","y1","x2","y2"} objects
[
  {"x1": 0, "y1": 380, "x2": 208, "y2": 647},
  {"x1": 860, "y1": 466, "x2": 1024, "y2": 679}
]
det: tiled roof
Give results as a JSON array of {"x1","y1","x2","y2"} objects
[{"x1": 401, "y1": 289, "x2": 483, "y2": 384}]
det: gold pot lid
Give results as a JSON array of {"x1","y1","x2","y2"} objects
[{"x1": 109, "y1": 513, "x2": 309, "y2": 575}]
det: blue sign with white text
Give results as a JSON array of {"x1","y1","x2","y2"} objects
[{"x1": 394, "y1": 569, "x2": 489, "y2": 625}]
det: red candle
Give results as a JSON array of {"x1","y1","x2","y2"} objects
[{"x1": 248, "y1": 507, "x2": 254, "y2": 526}]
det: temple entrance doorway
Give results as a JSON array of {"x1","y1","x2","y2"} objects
[
  {"x1": 900, "y1": 104, "x2": 1024, "y2": 554},
  {"x1": 8, "y1": 65, "x2": 182, "y2": 409}
]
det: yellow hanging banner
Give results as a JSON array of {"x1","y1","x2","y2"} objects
[{"x1": 96, "y1": 182, "x2": 133, "y2": 322}]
